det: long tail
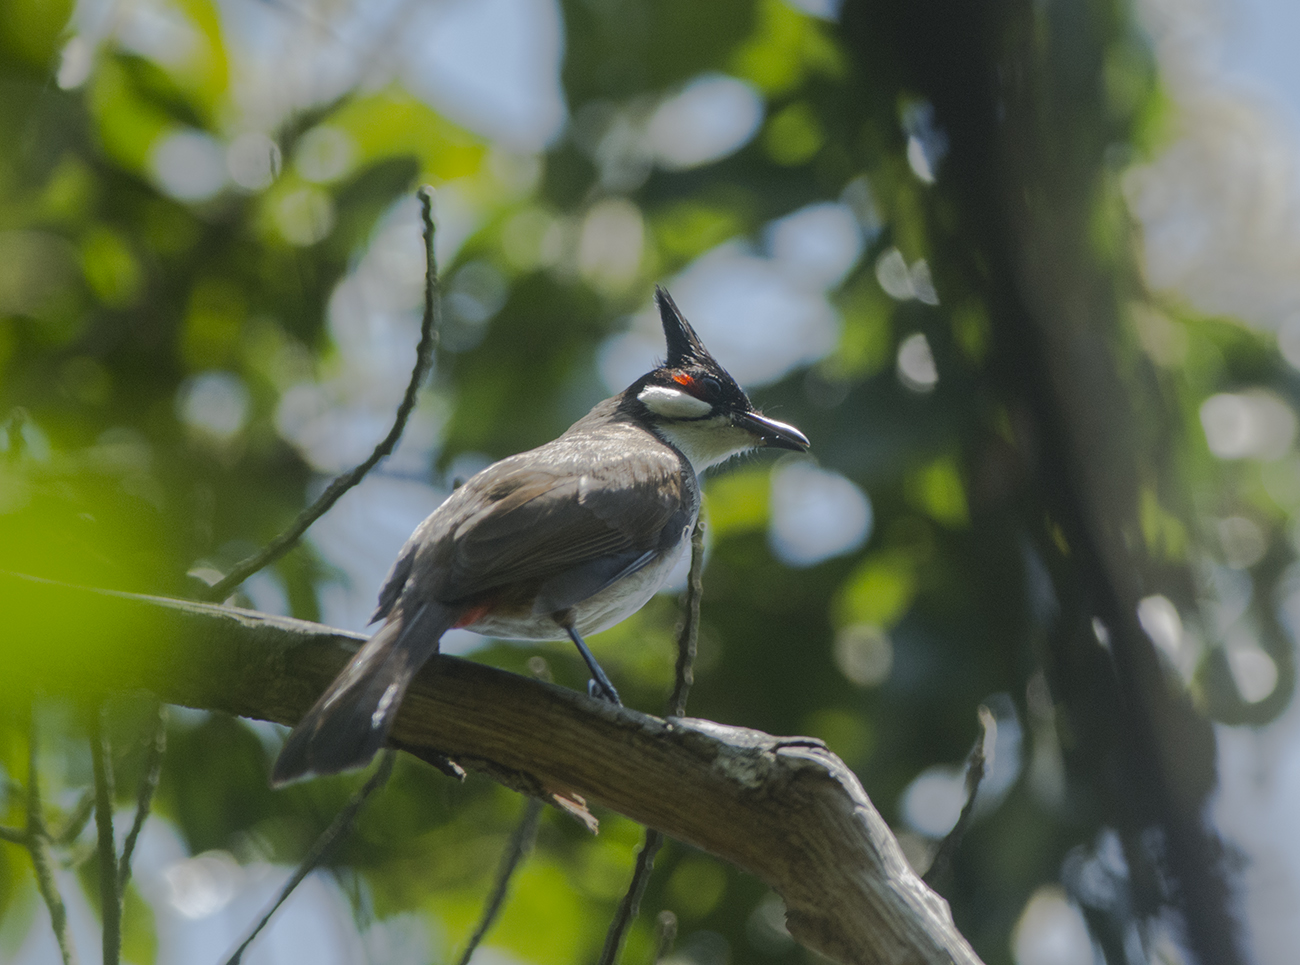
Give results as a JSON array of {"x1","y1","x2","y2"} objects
[{"x1": 272, "y1": 602, "x2": 451, "y2": 785}]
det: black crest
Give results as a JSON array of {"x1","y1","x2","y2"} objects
[{"x1": 655, "y1": 286, "x2": 715, "y2": 369}]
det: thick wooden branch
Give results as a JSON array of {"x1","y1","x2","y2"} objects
[{"x1": 1, "y1": 572, "x2": 983, "y2": 965}]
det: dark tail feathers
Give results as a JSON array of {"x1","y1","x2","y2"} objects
[{"x1": 271, "y1": 602, "x2": 450, "y2": 785}]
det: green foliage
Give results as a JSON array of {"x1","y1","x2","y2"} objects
[{"x1": 0, "y1": 0, "x2": 1282, "y2": 963}]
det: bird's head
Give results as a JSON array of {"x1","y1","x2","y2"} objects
[{"x1": 628, "y1": 286, "x2": 809, "y2": 473}]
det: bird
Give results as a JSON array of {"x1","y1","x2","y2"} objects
[{"x1": 271, "y1": 286, "x2": 809, "y2": 784}]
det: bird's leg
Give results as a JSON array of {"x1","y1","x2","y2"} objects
[{"x1": 564, "y1": 626, "x2": 622, "y2": 706}]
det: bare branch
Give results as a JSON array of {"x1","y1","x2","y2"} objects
[
  {"x1": 119, "y1": 704, "x2": 167, "y2": 892},
  {"x1": 203, "y1": 186, "x2": 442, "y2": 603},
  {"x1": 25, "y1": 709, "x2": 78, "y2": 965},
  {"x1": 599, "y1": 831, "x2": 664, "y2": 965},
  {"x1": 91, "y1": 710, "x2": 122, "y2": 965},
  {"x1": 923, "y1": 706, "x2": 994, "y2": 892},
  {"x1": 454, "y1": 798, "x2": 543, "y2": 965},
  {"x1": 223, "y1": 752, "x2": 395, "y2": 965},
  {"x1": 668, "y1": 518, "x2": 706, "y2": 719},
  {"x1": 452, "y1": 657, "x2": 560, "y2": 964},
  {"x1": 52, "y1": 791, "x2": 95, "y2": 847},
  {"x1": 3, "y1": 571, "x2": 986, "y2": 965}
]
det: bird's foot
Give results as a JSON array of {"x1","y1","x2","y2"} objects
[{"x1": 587, "y1": 677, "x2": 622, "y2": 706}]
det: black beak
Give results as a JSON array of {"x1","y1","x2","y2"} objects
[{"x1": 735, "y1": 410, "x2": 810, "y2": 451}]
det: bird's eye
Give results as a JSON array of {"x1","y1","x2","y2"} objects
[{"x1": 698, "y1": 376, "x2": 722, "y2": 398}]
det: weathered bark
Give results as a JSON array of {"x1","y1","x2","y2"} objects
[{"x1": 1, "y1": 571, "x2": 984, "y2": 965}]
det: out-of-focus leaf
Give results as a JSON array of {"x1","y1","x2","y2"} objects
[
  {"x1": 835, "y1": 548, "x2": 919, "y2": 629},
  {"x1": 730, "y1": 0, "x2": 846, "y2": 97},
  {"x1": 703, "y1": 467, "x2": 771, "y2": 538},
  {"x1": 330, "y1": 90, "x2": 486, "y2": 182},
  {"x1": 0, "y1": 0, "x2": 73, "y2": 73},
  {"x1": 439, "y1": 860, "x2": 593, "y2": 965},
  {"x1": 81, "y1": 226, "x2": 143, "y2": 307},
  {"x1": 88, "y1": 58, "x2": 176, "y2": 172},
  {"x1": 907, "y1": 457, "x2": 969, "y2": 529},
  {"x1": 763, "y1": 101, "x2": 823, "y2": 166}
]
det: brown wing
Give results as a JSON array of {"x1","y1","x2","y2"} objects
[{"x1": 438, "y1": 450, "x2": 689, "y2": 605}]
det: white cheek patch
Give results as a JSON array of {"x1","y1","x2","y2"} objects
[{"x1": 637, "y1": 384, "x2": 713, "y2": 418}]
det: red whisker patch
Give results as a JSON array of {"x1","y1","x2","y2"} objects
[{"x1": 454, "y1": 602, "x2": 493, "y2": 628}]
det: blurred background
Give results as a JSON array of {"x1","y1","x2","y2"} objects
[{"x1": 4, "y1": 0, "x2": 1300, "y2": 962}]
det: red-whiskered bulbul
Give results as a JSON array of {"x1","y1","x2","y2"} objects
[{"x1": 272, "y1": 286, "x2": 809, "y2": 784}]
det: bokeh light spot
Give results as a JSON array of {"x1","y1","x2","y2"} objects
[
  {"x1": 1227, "y1": 636, "x2": 1278, "y2": 703},
  {"x1": 768, "y1": 460, "x2": 872, "y2": 566},
  {"x1": 900, "y1": 764, "x2": 966, "y2": 837},
  {"x1": 897, "y1": 332, "x2": 938, "y2": 392},
  {"x1": 834, "y1": 624, "x2": 893, "y2": 687},
  {"x1": 402, "y1": 0, "x2": 566, "y2": 151},
  {"x1": 227, "y1": 132, "x2": 281, "y2": 191},
  {"x1": 647, "y1": 73, "x2": 764, "y2": 170},
  {"x1": 150, "y1": 130, "x2": 227, "y2": 202},
  {"x1": 164, "y1": 851, "x2": 240, "y2": 919},
  {"x1": 177, "y1": 372, "x2": 250, "y2": 442},
  {"x1": 1200, "y1": 391, "x2": 1297, "y2": 460},
  {"x1": 295, "y1": 126, "x2": 354, "y2": 184},
  {"x1": 764, "y1": 202, "x2": 863, "y2": 290},
  {"x1": 276, "y1": 187, "x2": 336, "y2": 246},
  {"x1": 577, "y1": 198, "x2": 645, "y2": 290},
  {"x1": 1012, "y1": 886, "x2": 1094, "y2": 965}
]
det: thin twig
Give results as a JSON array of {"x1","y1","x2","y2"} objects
[
  {"x1": 222, "y1": 751, "x2": 396, "y2": 965},
  {"x1": 923, "y1": 706, "x2": 994, "y2": 891},
  {"x1": 667, "y1": 519, "x2": 706, "y2": 718},
  {"x1": 598, "y1": 518, "x2": 706, "y2": 965},
  {"x1": 52, "y1": 791, "x2": 95, "y2": 847},
  {"x1": 454, "y1": 798, "x2": 544, "y2": 965},
  {"x1": 598, "y1": 832, "x2": 665, "y2": 965},
  {"x1": 91, "y1": 709, "x2": 122, "y2": 965},
  {"x1": 0, "y1": 825, "x2": 26, "y2": 844},
  {"x1": 118, "y1": 704, "x2": 167, "y2": 892},
  {"x1": 204, "y1": 186, "x2": 442, "y2": 602},
  {"x1": 451, "y1": 660, "x2": 558, "y2": 964},
  {"x1": 26, "y1": 709, "x2": 78, "y2": 965}
]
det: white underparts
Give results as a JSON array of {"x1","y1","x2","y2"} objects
[{"x1": 637, "y1": 384, "x2": 713, "y2": 418}]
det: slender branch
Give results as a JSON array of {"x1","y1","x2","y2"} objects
[
  {"x1": 599, "y1": 518, "x2": 707, "y2": 965},
  {"x1": 203, "y1": 186, "x2": 442, "y2": 602},
  {"x1": 599, "y1": 832, "x2": 664, "y2": 965},
  {"x1": 452, "y1": 657, "x2": 560, "y2": 964},
  {"x1": 454, "y1": 798, "x2": 544, "y2": 965},
  {"x1": 25, "y1": 708, "x2": 78, "y2": 965},
  {"x1": 91, "y1": 710, "x2": 122, "y2": 965},
  {"x1": 118, "y1": 704, "x2": 167, "y2": 892},
  {"x1": 52, "y1": 791, "x2": 95, "y2": 847},
  {"x1": 0, "y1": 825, "x2": 26, "y2": 844},
  {"x1": 222, "y1": 752, "x2": 395, "y2": 965},
  {"x1": 668, "y1": 519, "x2": 706, "y2": 719},
  {"x1": 923, "y1": 706, "x2": 993, "y2": 891}
]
